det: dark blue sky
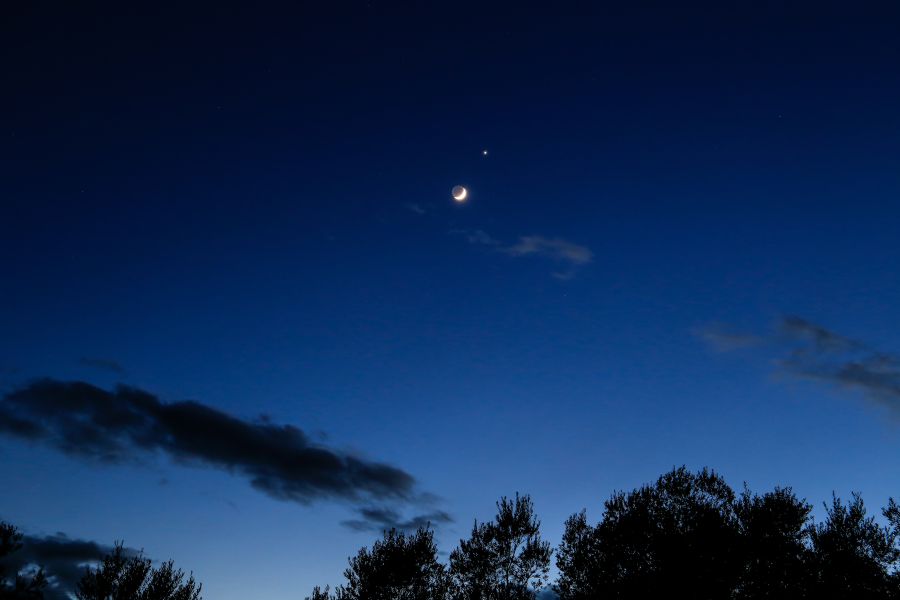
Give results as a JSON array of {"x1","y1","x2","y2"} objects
[{"x1": 3, "y1": 3, "x2": 900, "y2": 598}]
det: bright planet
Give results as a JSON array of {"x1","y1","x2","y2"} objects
[{"x1": 451, "y1": 185, "x2": 468, "y2": 202}]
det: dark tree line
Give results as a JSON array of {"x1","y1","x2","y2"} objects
[
  {"x1": 555, "y1": 468, "x2": 900, "y2": 599},
  {"x1": 311, "y1": 467, "x2": 900, "y2": 600},
  {"x1": 5, "y1": 467, "x2": 900, "y2": 599}
]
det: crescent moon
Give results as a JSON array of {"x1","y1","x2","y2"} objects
[{"x1": 452, "y1": 185, "x2": 468, "y2": 202}]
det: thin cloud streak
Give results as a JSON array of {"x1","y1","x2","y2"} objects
[
  {"x1": 502, "y1": 235, "x2": 593, "y2": 265},
  {"x1": 341, "y1": 507, "x2": 454, "y2": 533},
  {"x1": 454, "y1": 230, "x2": 593, "y2": 279},
  {"x1": 693, "y1": 324, "x2": 763, "y2": 352},
  {"x1": 78, "y1": 357, "x2": 126, "y2": 375},
  {"x1": 451, "y1": 229, "x2": 501, "y2": 246}
]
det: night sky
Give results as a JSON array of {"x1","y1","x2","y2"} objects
[{"x1": 3, "y1": 3, "x2": 900, "y2": 598}]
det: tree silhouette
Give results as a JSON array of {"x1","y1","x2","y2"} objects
[
  {"x1": 808, "y1": 493, "x2": 900, "y2": 600},
  {"x1": 0, "y1": 522, "x2": 47, "y2": 600},
  {"x1": 554, "y1": 511, "x2": 600, "y2": 600},
  {"x1": 733, "y1": 486, "x2": 812, "y2": 599},
  {"x1": 556, "y1": 467, "x2": 900, "y2": 599},
  {"x1": 450, "y1": 493, "x2": 551, "y2": 600},
  {"x1": 309, "y1": 527, "x2": 449, "y2": 600},
  {"x1": 305, "y1": 585, "x2": 332, "y2": 600},
  {"x1": 556, "y1": 467, "x2": 742, "y2": 599},
  {"x1": 74, "y1": 543, "x2": 201, "y2": 600}
]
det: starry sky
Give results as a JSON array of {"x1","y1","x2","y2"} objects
[{"x1": 3, "y1": 3, "x2": 900, "y2": 598}]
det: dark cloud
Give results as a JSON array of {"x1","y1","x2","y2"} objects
[
  {"x1": 341, "y1": 507, "x2": 453, "y2": 533},
  {"x1": 0, "y1": 532, "x2": 133, "y2": 600},
  {"x1": 78, "y1": 358, "x2": 126, "y2": 375},
  {"x1": 0, "y1": 379, "x2": 423, "y2": 513},
  {"x1": 699, "y1": 316, "x2": 900, "y2": 412}
]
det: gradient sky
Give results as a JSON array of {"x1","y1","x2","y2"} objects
[{"x1": 3, "y1": 3, "x2": 900, "y2": 598}]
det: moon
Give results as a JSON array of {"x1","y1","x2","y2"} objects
[{"x1": 451, "y1": 185, "x2": 468, "y2": 202}]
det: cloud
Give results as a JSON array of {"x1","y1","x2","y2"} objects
[
  {"x1": 453, "y1": 231, "x2": 593, "y2": 279},
  {"x1": 78, "y1": 357, "x2": 126, "y2": 375},
  {"x1": 699, "y1": 316, "x2": 900, "y2": 413},
  {"x1": 0, "y1": 379, "x2": 425, "y2": 511},
  {"x1": 502, "y1": 235, "x2": 593, "y2": 266},
  {"x1": 450, "y1": 229, "x2": 500, "y2": 246},
  {"x1": 341, "y1": 506, "x2": 453, "y2": 533},
  {"x1": 405, "y1": 203, "x2": 426, "y2": 215},
  {"x1": 693, "y1": 324, "x2": 762, "y2": 352},
  {"x1": 1, "y1": 531, "x2": 134, "y2": 600},
  {"x1": 778, "y1": 316, "x2": 862, "y2": 353}
]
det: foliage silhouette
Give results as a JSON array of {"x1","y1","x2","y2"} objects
[
  {"x1": 556, "y1": 467, "x2": 900, "y2": 600},
  {"x1": 305, "y1": 585, "x2": 332, "y2": 600},
  {"x1": 807, "y1": 493, "x2": 900, "y2": 599},
  {"x1": 556, "y1": 467, "x2": 741, "y2": 599},
  {"x1": 74, "y1": 543, "x2": 201, "y2": 600},
  {"x1": 733, "y1": 486, "x2": 813, "y2": 599},
  {"x1": 449, "y1": 494, "x2": 552, "y2": 600},
  {"x1": 306, "y1": 527, "x2": 449, "y2": 600},
  {"x1": 0, "y1": 522, "x2": 47, "y2": 600}
]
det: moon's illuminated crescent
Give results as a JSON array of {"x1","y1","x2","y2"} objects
[{"x1": 452, "y1": 185, "x2": 468, "y2": 202}]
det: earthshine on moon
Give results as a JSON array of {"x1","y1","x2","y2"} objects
[{"x1": 452, "y1": 185, "x2": 468, "y2": 202}]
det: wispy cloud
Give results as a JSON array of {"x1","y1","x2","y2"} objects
[
  {"x1": 501, "y1": 235, "x2": 594, "y2": 279},
  {"x1": 0, "y1": 379, "x2": 443, "y2": 528},
  {"x1": 405, "y1": 203, "x2": 426, "y2": 215},
  {"x1": 341, "y1": 506, "x2": 454, "y2": 533},
  {"x1": 502, "y1": 235, "x2": 593, "y2": 265},
  {"x1": 453, "y1": 230, "x2": 593, "y2": 279},
  {"x1": 698, "y1": 316, "x2": 900, "y2": 413},
  {"x1": 451, "y1": 229, "x2": 501, "y2": 246},
  {"x1": 78, "y1": 357, "x2": 126, "y2": 375},
  {"x1": 693, "y1": 324, "x2": 763, "y2": 352},
  {"x1": 779, "y1": 316, "x2": 862, "y2": 354}
]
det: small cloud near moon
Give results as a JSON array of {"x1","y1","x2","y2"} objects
[{"x1": 451, "y1": 185, "x2": 468, "y2": 202}]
